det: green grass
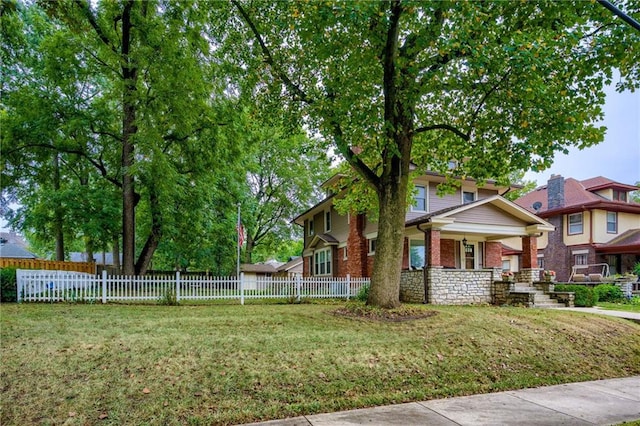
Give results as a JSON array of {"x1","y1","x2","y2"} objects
[
  {"x1": 597, "y1": 301, "x2": 640, "y2": 313},
  {"x1": 1, "y1": 303, "x2": 640, "y2": 425}
]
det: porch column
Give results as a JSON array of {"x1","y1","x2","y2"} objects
[
  {"x1": 521, "y1": 235, "x2": 538, "y2": 269},
  {"x1": 426, "y1": 229, "x2": 441, "y2": 267},
  {"x1": 485, "y1": 241, "x2": 503, "y2": 269}
]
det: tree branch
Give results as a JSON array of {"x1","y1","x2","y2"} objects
[
  {"x1": 73, "y1": 0, "x2": 119, "y2": 56},
  {"x1": 413, "y1": 124, "x2": 469, "y2": 141},
  {"x1": 232, "y1": 0, "x2": 313, "y2": 104}
]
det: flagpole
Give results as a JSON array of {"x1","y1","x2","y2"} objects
[{"x1": 237, "y1": 203, "x2": 241, "y2": 278}]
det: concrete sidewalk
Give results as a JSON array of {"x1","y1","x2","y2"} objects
[
  {"x1": 241, "y1": 376, "x2": 640, "y2": 426},
  {"x1": 559, "y1": 306, "x2": 640, "y2": 323}
]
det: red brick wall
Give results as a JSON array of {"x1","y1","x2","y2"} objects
[
  {"x1": 303, "y1": 255, "x2": 311, "y2": 277},
  {"x1": 402, "y1": 238, "x2": 409, "y2": 270},
  {"x1": 336, "y1": 247, "x2": 348, "y2": 277},
  {"x1": 347, "y1": 214, "x2": 368, "y2": 277},
  {"x1": 366, "y1": 254, "x2": 375, "y2": 277},
  {"x1": 427, "y1": 230, "x2": 441, "y2": 267},
  {"x1": 485, "y1": 241, "x2": 502, "y2": 268},
  {"x1": 441, "y1": 239, "x2": 456, "y2": 268},
  {"x1": 521, "y1": 236, "x2": 538, "y2": 269}
]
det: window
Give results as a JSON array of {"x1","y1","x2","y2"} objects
[
  {"x1": 613, "y1": 190, "x2": 627, "y2": 202},
  {"x1": 568, "y1": 213, "x2": 583, "y2": 235},
  {"x1": 325, "y1": 210, "x2": 331, "y2": 232},
  {"x1": 368, "y1": 238, "x2": 376, "y2": 255},
  {"x1": 502, "y1": 260, "x2": 511, "y2": 271},
  {"x1": 314, "y1": 248, "x2": 332, "y2": 276},
  {"x1": 575, "y1": 254, "x2": 587, "y2": 265},
  {"x1": 462, "y1": 190, "x2": 476, "y2": 204},
  {"x1": 537, "y1": 255, "x2": 545, "y2": 270},
  {"x1": 410, "y1": 239, "x2": 425, "y2": 269},
  {"x1": 412, "y1": 185, "x2": 426, "y2": 212},
  {"x1": 343, "y1": 246, "x2": 348, "y2": 260},
  {"x1": 308, "y1": 219, "x2": 315, "y2": 236},
  {"x1": 606, "y1": 212, "x2": 617, "y2": 233}
]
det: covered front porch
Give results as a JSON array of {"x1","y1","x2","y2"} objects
[{"x1": 400, "y1": 196, "x2": 555, "y2": 305}]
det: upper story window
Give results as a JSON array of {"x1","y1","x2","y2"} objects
[
  {"x1": 462, "y1": 190, "x2": 476, "y2": 204},
  {"x1": 568, "y1": 213, "x2": 583, "y2": 235},
  {"x1": 412, "y1": 185, "x2": 427, "y2": 212},
  {"x1": 613, "y1": 190, "x2": 627, "y2": 202},
  {"x1": 325, "y1": 210, "x2": 331, "y2": 232},
  {"x1": 606, "y1": 212, "x2": 617, "y2": 233},
  {"x1": 308, "y1": 219, "x2": 315, "y2": 236}
]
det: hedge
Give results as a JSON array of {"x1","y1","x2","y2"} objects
[
  {"x1": 594, "y1": 284, "x2": 624, "y2": 303},
  {"x1": 554, "y1": 284, "x2": 598, "y2": 307},
  {"x1": 0, "y1": 267, "x2": 18, "y2": 303}
]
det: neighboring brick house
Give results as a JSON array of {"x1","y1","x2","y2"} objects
[
  {"x1": 513, "y1": 175, "x2": 640, "y2": 282},
  {"x1": 293, "y1": 172, "x2": 554, "y2": 304}
]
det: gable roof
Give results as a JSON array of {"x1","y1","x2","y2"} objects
[
  {"x1": 406, "y1": 195, "x2": 554, "y2": 230},
  {"x1": 515, "y1": 176, "x2": 640, "y2": 217},
  {"x1": 0, "y1": 243, "x2": 37, "y2": 259},
  {"x1": 240, "y1": 263, "x2": 277, "y2": 274},
  {"x1": 277, "y1": 257, "x2": 303, "y2": 273}
]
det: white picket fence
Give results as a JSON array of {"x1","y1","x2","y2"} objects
[{"x1": 16, "y1": 269, "x2": 369, "y2": 304}]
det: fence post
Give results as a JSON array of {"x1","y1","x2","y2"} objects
[
  {"x1": 346, "y1": 274, "x2": 351, "y2": 299},
  {"x1": 16, "y1": 269, "x2": 23, "y2": 303},
  {"x1": 101, "y1": 269, "x2": 107, "y2": 304},
  {"x1": 175, "y1": 271, "x2": 181, "y2": 303},
  {"x1": 295, "y1": 274, "x2": 301, "y2": 302}
]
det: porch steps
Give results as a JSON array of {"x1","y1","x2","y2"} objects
[{"x1": 512, "y1": 284, "x2": 565, "y2": 309}]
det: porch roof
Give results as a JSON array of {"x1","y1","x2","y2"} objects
[
  {"x1": 405, "y1": 195, "x2": 554, "y2": 239},
  {"x1": 594, "y1": 228, "x2": 640, "y2": 254}
]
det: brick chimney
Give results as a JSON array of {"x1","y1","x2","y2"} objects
[{"x1": 547, "y1": 174, "x2": 565, "y2": 210}]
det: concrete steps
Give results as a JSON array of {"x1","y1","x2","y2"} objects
[{"x1": 511, "y1": 284, "x2": 565, "y2": 309}]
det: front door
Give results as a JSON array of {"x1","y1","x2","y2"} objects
[{"x1": 464, "y1": 242, "x2": 475, "y2": 270}]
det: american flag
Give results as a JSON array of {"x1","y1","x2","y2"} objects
[{"x1": 237, "y1": 223, "x2": 245, "y2": 247}]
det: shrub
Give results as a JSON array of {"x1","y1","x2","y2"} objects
[
  {"x1": 355, "y1": 283, "x2": 370, "y2": 303},
  {"x1": 158, "y1": 288, "x2": 179, "y2": 306},
  {"x1": 0, "y1": 268, "x2": 18, "y2": 303},
  {"x1": 554, "y1": 284, "x2": 598, "y2": 307},
  {"x1": 594, "y1": 284, "x2": 624, "y2": 303}
]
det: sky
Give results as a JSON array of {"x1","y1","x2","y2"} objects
[{"x1": 524, "y1": 82, "x2": 640, "y2": 188}]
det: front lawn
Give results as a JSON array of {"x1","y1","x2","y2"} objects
[
  {"x1": 1, "y1": 303, "x2": 639, "y2": 425},
  {"x1": 597, "y1": 300, "x2": 640, "y2": 313}
]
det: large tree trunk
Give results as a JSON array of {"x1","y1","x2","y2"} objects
[
  {"x1": 367, "y1": 163, "x2": 409, "y2": 309},
  {"x1": 112, "y1": 235, "x2": 120, "y2": 273},
  {"x1": 121, "y1": 1, "x2": 138, "y2": 275},
  {"x1": 244, "y1": 234, "x2": 254, "y2": 264},
  {"x1": 135, "y1": 187, "x2": 162, "y2": 275}
]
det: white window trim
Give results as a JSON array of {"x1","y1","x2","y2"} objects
[
  {"x1": 313, "y1": 247, "x2": 332, "y2": 276},
  {"x1": 462, "y1": 189, "x2": 477, "y2": 204},
  {"x1": 368, "y1": 238, "x2": 376, "y2": 256},
  {"x1": 567, "y1": 213, "x2": 583, "y2": 235},
  {"x1": 606, "y1": 211, "x2": 617, "y2": 234},
  {"x1": 324, "y1": 209, "x2": 331, "y2": 233},
  {"x1": 411, "y1": 184, "x2": 428, "y2": 212}
]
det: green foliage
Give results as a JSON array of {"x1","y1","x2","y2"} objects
[
  {"x1": 554, "y1": 285, "x2": 598, "y2": 307},
  {"x1": 355, "y1": 283, "x2": 370, "y2": 303},
  {"x1": 594, "y1": 284, "x2": 624, "y2": 303},
  {"x1": 633, "y1": 262, "x2": 640, "y2": 276},
  {"x1": 0, "y1": 268, "x2": 18, "y2": 303},
  {"x1": 157, "y1": 288, "x2": 178, "y2": 306}
]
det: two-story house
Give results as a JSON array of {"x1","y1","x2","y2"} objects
[
  {"x1": 294, "y1": 171, "x2": 554, "y2": 305},
  {"x1": 514, "y1": 175, "x2": 640, "y2": 282}
]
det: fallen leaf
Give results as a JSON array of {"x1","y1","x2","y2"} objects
[
  {"x1": 220, "y1": 371, "x2": 226, "y2": 376},
  {"x1": 142, "y1": 387, "x2": 151, "y2": 394},
  {"x1": 194, "y1": 392, "x2": 203, "y2": 397},
  {"x1": 437, "y1": 353, "x2": 444, "y2": 361},
  {"x1": 99, "y1": 413, "x2": 108, "y2": 420},
  {"x1": 318, "y1": 372, "x2": 326, "y2": 380},
  {"x1": 68, "y1": 412, "x2": 76, "y2": 417},
  {"x1": 163, "y1": 401, "x2": 169, "y2": 407}
]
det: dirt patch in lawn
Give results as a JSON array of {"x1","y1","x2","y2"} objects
[{"x1": 333, "y1": 303, "x2": 438, "y2": 322}]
